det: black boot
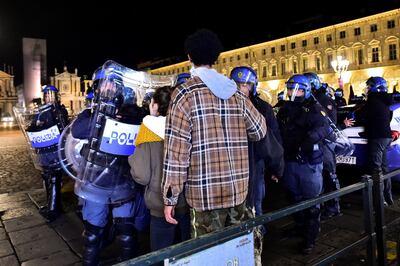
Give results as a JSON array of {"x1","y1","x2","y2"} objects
[
  {"x1": 50, "y1": 172, "x2": 63, "y2": 212},
  {"x1": 116, "y1": 234, "x2": 136, "y2": 261},
  {"x1": 39, "y1": 172, "x2": 51, "y2": 210},
  {"x1": 39, "y1": 171, "x2": 62, "y2": 222},
  {"x1": 114, "y1": 217, "x2": 136, "y2": 261},
  {"x1": 83, "y1": 221, "x2": 105, "y2": 266},
  {"x1": 302, "y1": 206, "x2": 320, "y2": 255}
]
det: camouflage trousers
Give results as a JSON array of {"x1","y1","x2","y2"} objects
[{"x1": 190, "y1": 202, "x2": 263, "y2": 265}]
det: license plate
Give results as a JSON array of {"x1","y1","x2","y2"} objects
[{"x1": 336, "y1": 156, "x2": 357, "y2": 164}]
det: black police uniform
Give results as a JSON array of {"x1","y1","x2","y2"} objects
[
  {"x1": 277, "y1": 97, "x2": 331, "y2": 251},
  {"x1": 28, "y1": 103, "x2": 69, "y2": 222}
]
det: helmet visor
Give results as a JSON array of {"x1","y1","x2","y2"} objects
[
  {"x1": 287, "y1": 83, "x2": 299, "y2": 102},
  {"x1": 43, "y1": 91, "x2": 57, "y2": 104},
  {"x1": 233, "y1": 69, "x2": 256, "y2": 91}
]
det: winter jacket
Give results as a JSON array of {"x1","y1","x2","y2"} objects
[
  {"x1": 356, "y1": 92, "x2": 393, "y2": 139},
  {"x1": 129, "y1": 115, "x2": 188, "y2": 217}
]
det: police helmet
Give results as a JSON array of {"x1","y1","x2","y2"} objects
[
  {"x1": 86, "y1": 91, "x2": 94, "y2": 100},
  {"x1": 122, "y1": 86, "x2": 137, "y2": 105},
  {"x1": 42, "y1": 85, "x2": 59, "y2": 104},
  {"x1": 320, "y1": 83, "x2": 328, "y2": 90},
  {"x1": 366, "y1": 76, "x2": 388, "y2": 93},
  {"x1": 303, "y1": 72, "x2": 322, "y2": 91},
  {"x1": 42, "y1": 85, "x2": 58, "y2": 93},
  {"x1": 84, "y1": 90, "x2": 95, "y2": 107},
  {"x1": 320, "y1": 83, "x2": 331, "y2": 96},
  {"x1": 335, "y1": 88, "x2": 344, "y2": 98},
  {"x1": 176, "y1": 73, "x2": 191, "y2": 86},
  {"x1": 92, "y1": 67, "x2": 106, "y2": 82},
  {"x1": 143, "y1": 89, "x2": 155, "y2": 106},
  {"x1": 91, "y1": 67, "x2": 106, "y2": 96},
  {"x1": 286, "y1": 74, "x2": 311, "y2": 101},
  {"x1": 230, "y1": 66, "x2": 258, "y2": 96}
]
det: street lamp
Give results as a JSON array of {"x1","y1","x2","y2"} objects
[{"x1": 331, "y1": 56, "x2": 349, "y2": 89}]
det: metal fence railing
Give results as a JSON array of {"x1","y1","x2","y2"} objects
[
  {"x1": 115, "y1": 168, "x2": 400, "y2": 266},
  {"x1": 373, "y1": 168, "x2": 400, "y2": 266}
]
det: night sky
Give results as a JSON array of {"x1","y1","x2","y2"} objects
[{"x1": 0, "y1": 0, "x2": 399, "y2": 84}]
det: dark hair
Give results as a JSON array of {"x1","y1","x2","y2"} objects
[
  {"x1": 153, "y1": 86, "x2": 173, "y2": 116},
  {"x1": 184, "y1": 29, "x2": 223, "y2": 66}
]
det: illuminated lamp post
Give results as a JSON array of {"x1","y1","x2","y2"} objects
[{"x1": 331, "y1": 56, "x2": 349, "y2": 89}]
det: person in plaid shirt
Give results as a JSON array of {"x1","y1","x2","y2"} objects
[{"x1": 162, "y1": 28, "x2": 266, "y2": 245}]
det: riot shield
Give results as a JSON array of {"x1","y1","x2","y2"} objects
[
  {"x1": 58, "y1": 118, "x2": 87, "y2": 180},
  {"x1": 324, "y1": 118, "x2": 355, "y2": 156},
  {"x1": 70, "y1": 60, "x2": 176, "y2": 204},
  {"x1": 13, "y1": 104, "x2": 66, "y2": 171}
]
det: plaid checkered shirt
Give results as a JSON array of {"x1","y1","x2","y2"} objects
[{"x1": 162, "y1": 76, "x2": 267, "y2": 211}]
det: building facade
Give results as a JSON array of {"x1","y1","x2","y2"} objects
[
  {"x1": 151, "y1": 9, "x2": 400, "y2": 105},
  {"x1": 0, "y1": 69, "x2": 18, "y2": 117},
  {"x1": 50, "y1": 66, "x2": 92, "y2": 115}
]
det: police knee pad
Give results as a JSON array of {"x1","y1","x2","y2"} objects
[{"x1": 83, "y1": 221, "x2": 104, "y2": 247}]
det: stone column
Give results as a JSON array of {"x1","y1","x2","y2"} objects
[
  {"x1": 0, "y1": 81, "x2": 5, "y2": 97},
  {"x1": 5, "y1": 102, "x2": 14, "y2": 115},
  {"x1": 10, "y1": 79, "x2": 16, "y2": 97}
]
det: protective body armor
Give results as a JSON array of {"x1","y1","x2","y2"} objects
[{"x1": 59, "y1": 60, "x2": 176, "y2": 204}]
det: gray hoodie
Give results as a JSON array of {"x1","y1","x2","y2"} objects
[{"x1": 190, "y1": 66, "x2": 237, "y2": 100}]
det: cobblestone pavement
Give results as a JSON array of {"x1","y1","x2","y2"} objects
[{"x1": 0, "y1": 130, "x2": 42, "y2": 194}]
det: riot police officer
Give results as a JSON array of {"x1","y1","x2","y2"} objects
[
  {"x1": 71, "y1": 66, "x2": 145, "y2": 265},
  {"x1": 274, "y1": 91, "x2": 285, "y2": 109},
  {"x1": 304, "y1": 72, "x2": 341, "y2": 219},
  {"x1": 230, "y1": 66, "x2": 282, "y2": 217},
  {"x1": 27, "y1": 85, "x2": 69, "y2": 222},
  {"x1": 85, "y1": 91, "x2": 94, "y2": 108},
  {"x1": 334, "y1": 88, "x2": 347, "y2": 107},
  {"x1": 277, "y1": 74, "x2": 331, "y2": 254}
]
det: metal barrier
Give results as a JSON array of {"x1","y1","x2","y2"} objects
[
  {"x1": 115, "y1": 168, "x2": 400, "y2": 266},
  {"x1": 117, "y1": 171, "x2": 388, "y2": 266},
  {"x1": 373, "y1": 168, "x2": 400, "y2": 266}
]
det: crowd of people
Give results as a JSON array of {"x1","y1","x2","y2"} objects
[{"x1": 20, "y1": 29, "x2": 399, "y2": 265}]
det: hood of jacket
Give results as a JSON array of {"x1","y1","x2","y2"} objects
[
  {"x1": 134, "y1": 115, "x2": 165, "y2": 146},
  {"x1": 190, "y1": 66, "x2": 237, "y2": 100}
]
